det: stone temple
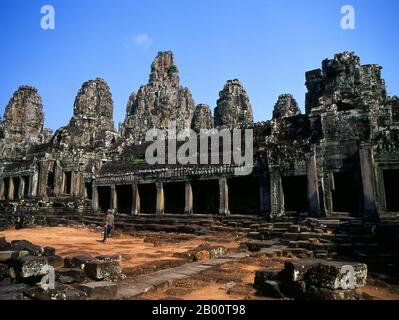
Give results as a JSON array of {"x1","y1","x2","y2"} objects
[{"x1": 1, "y1": 51, "x2": 399, "y2": 222}]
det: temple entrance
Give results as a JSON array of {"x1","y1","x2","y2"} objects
[
  {"x1": 63, "y1": 172, "x2": 72, "y2": 195},
  {"x1": 12, "y1": 177, "x2": 20, "y2": 200},
  {"x1": 85, "y1": 182, "x2": 92, "y2": 200},
  {"x1": 23, "y1": 176, "x2": 30, "y2": 197},
  {"x1": 383, "y1": 169, "x2": 399, "y2": 212},
  {"x1": 116, "y1": 185, "x2": 132, "y2": 214},
  {"x1": 138, "y1": 184, "x2": 156, "y2": 214},
  {"x1": 47, "y1": 172, "x2": 55, "y2": 196},
  {"x1": 164, "y1": 182, "x2": 185, "y2": 214},
  {"x1": 192, "y1": 180, "x2": 219, "y2": 214},
  {"x1": 282, "y1": 175, "x2": 308, "y2": 214},
  {"x1": 228, "y1": 176, "x2": 260, "y2": 214},
  {"x1": 97, "y1": 186, "x2": 111, "y2": 212},
  {"x1": 3, "y1": 178, "x2": 10, "y2": 200},
  {"x1": 332, "y1": 171, "x2": 358, "y2": 214}
]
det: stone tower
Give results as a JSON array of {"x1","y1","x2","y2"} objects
[
  {"x1": 122, "y1": 51, "x2": 195, "y2": 143},
  {"x1": 214, "y1": 79, "x2": 253, "y2": 128}
]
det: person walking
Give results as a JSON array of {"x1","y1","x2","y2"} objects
[{"x1": 102, "y1": 209, "x2": 115, "y2": 243}]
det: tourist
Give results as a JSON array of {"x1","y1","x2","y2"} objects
[{"x1": 103, "y1": 209, "x2": 115, "y2": 243}]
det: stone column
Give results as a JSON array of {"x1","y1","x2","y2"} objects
[
  {"x1": 70, "y1": 172, "x2": 75, "y2": 196},
  {"x1": 38, "y1": 161, "x2": 49, "y2": 197},
  {"x1": 31, "y1": 170, "x2": 39, "y2": 197},
  {"x1": 18, "y1": 176, "x2": 24, "y2": 200},
  {"x1": 131, "y1": 181, "x2": 140, "y2": 215},
  {"x1": 53, "y1": 163, "x2": 62, "y2": 196},
  {"x1": 359, "y1": 144, "x2": 377, "y2": 219},
  {"x1": 306, "y1": 150, "x2": 321, "y2": 216},
  {"x1": 270, "y1": 168, "x2": 284, "y2": 217},
  {"x1": 219, "y1": 178, "x2": 229, "y2": 215},
  {"x1": 110, "y1": 185, "x2": 117, "y2": 211},
  {"x1": 184, "y1": 181, "x2": 193, "y2": 215},
  {"x1": 0, "y1": 178, "x2": 4, "y2": 200},
  {"x1": 8, "y1": 177, "x2": 14, "y2": 200},
  {"x1": 92, "y1": 182, "x2": 98, "y2": 213},
  {"x1": 156, "y1": 182, "x2": 164, "y2": 215},
  {"x1": 28, "y1": 175, "x2": 33, "y2": 198}
]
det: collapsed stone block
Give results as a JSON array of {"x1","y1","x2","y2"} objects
[
  {"x1": 64, "y1": 255, "x2": 97, "y2": 269},
  {"x1": 55, "y1": 268, "x2": 86, "y2": 283},
  {"x1": 10, "y1": 256, "x2": 49, "y2": 279},
  {"x1": 47, "y1": 255, "x2": 64, "y2": 268},
  {"x1": 84, "y1": 260, "x2": 121, "y2": 280},
  {"x1": 43, "y1": 247, "x2": 56, "y2": 256},
  {"x1": 79, "y1": 281, "x2": 118, "y2": 300},
  {"x1": 0, "y1": 250, "x2": 29, "y2": 263},
  {"x1": 11, "y1": 240, "x2": 43, "y2": 256},
  {"x1": 24, "y1": 284, "x2": 88, "y2": 300},
  {"x1": 306, "y1": 261, "x2": 367, "y2": 289}
]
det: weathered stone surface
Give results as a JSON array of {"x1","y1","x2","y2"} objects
[
  {"x1": 256, "y1": 280, "x2": 286, "y2": 299},
  {"x1": 0, "y1": 237, "x2": 11, "y2": 251},
  {"x1": 84, "y1": 260, "x2": 121, "y2": 280},
  {"x1": 43, "y1": 247, "x2": 56, "y2": 256},
  {"x1": 0, "y1": 283, "x2": 33, "y2": 300},
  {"x1": 56, "y1": 268, "x2": 86, "y2": 283},
  {"x1": 79, "y1": 281, "x2": 118, "y2": 300},
  {"x1": 0, "y1": 250, "x2": 29, "y2": 262},
  {"x1": 52, "y1": 78, "x2": 116, "y2": 151},
  {"x1": 283, "y1": 259, "x2": 323, "y2": 282},
  {"x1": 10, "y1": 256, "x2": 48, "y2": 279},
  {"x1": 304, "y1": 286, "x2": 363, "y2": 300},
  {"x1": 64, "y1": 255, "x2": 97, "y2": 269},
  {"x1": 0, "y1": 86, "x2": 52, "y2": 159},
  {"x1": 24, "y1": 284, "x2": 88, "y2": 300},
  {"x1": 214, "y1": 79, "x2": 253, "y2": 128},
  {"x1": 306, "y1": 261, "x2": 367, "y2": 289},
  {"x1": 273, "y1": 94, "x2": 301, "y2": 119},
  {"x1": 122, "y1": 51, "x2": 195, "y2": 143},
  {"x1": 11, "y1": 240, "x2": 43, "y2": 256},
  {"x1": 191, "y1": 104, "x2": 213, "y2": 133},
  {"x1": 47, "y1": 255, "x2": 64, "y2": 268},
  {"x1": 0, "y1": 263, "x2": 8, "y2": 280}
]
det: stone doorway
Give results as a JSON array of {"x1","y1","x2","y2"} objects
[
  {"x1": 228, "y1": 176, "x2": 260, "y2": 214},
  {"x1": 282, "y1": 175, "x2": 308, "y2": 214},
  {"x1": 332, "y1": 171, "x2": 358, "y2": 214},
  {"x1": 192, "y1": 180, "x2": 219, "y2": 214},
  {"x1": 164, "y1": 182, "x2": 185, "y2": 214},
  {"x1": 97, "y1": 186, "x2": 111, "y2": 212},
  {"x1": 116, "y1": 185, "x2": 132, "y2": 214},
  {"x1": 138, "y1": 184, "x2": 156, "y2": 214},
  {"x1": 383, "y1": 169, "x2": 399, "y2": 212}
]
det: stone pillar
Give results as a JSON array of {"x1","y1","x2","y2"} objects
[
  {"x1": 270, "y1": 168, "x2": 284, "y2": 217},
  {"x1": 306, "y1": 150, "x2": 321, "y2": 216},
  {"x1": 53, "y1": 163, "x2": 62, "y2": 196},
  {"x1": 18, "y1": 176, "x2": 24, "y2": 200},
  {"x1": 92, "y1": 182, "x2": 98, "y2": 213},
  {"x1": 70, "y1": 172, "x2": 75, "y2": 196},
  {"x1": 184, "y1": 181, "x2": 193, "y2": 215},
  {"x1": 156, "y1": 182, "x2": 164, "y2": 215},
  {"x1": 0, "y1": 178, "x2": 4, "y2": 200},
  {"x1": 359, "y1": 144, "x2": 377, "y2": 219},
  {"x1": 38, "y1": 161, "x2": 49, "y2": 197},
  {"x1": 8, "y1": 177, "x2": 14, "y2": 200},
  {"x1": 31, "y1": 170, "x2": 39, "y2": 197},
  {"x1": 110, "y1": 185, "x2": 117, "y2": 211},
  {"x1": 28, "y1": 175, "x2": 33, "y2": 198},
  {"x1": 219, "y1": 178, "x2": 229, "y2": 215},
  {"x1": 131, "y1": 182, "x2": 140, "y2": 215},
  {"x1": 72, "y1": 171, "x2": 81, "y2": 197}
]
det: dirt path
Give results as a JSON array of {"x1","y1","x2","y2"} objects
[{"x1": 0, "y1": 227, "x2": 239, "y2": 273}]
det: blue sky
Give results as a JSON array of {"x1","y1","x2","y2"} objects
[{"x1": 0, "y1": 0, "x2": 398, "y2": 131}]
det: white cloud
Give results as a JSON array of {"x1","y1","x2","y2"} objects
[{"x1": 134, "y1": 34, "x2": 153, "y2": 50}]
